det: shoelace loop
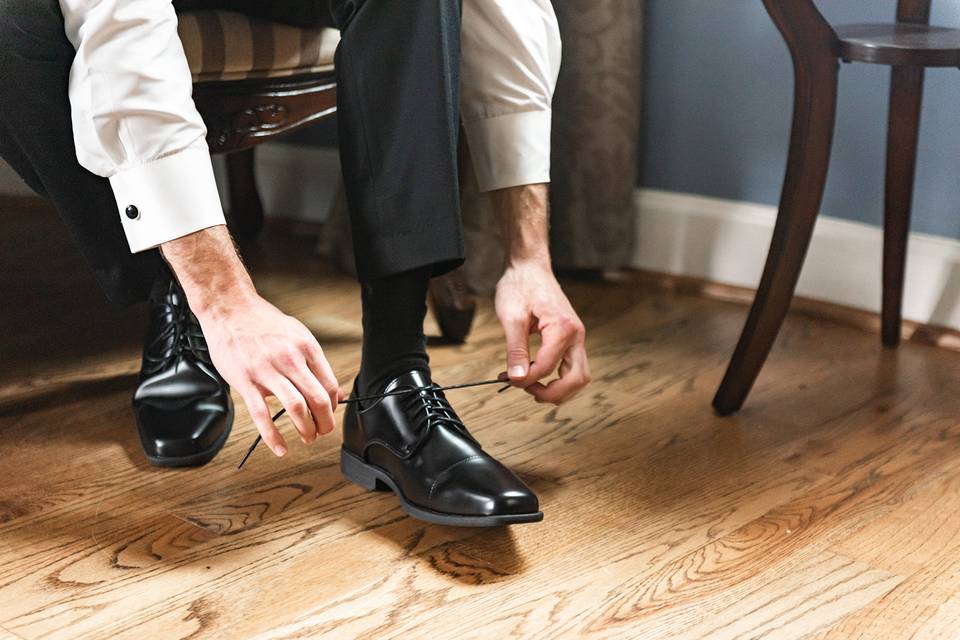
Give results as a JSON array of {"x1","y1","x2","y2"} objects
[
  {"x1": 145, "y1": 300, "x2": 209, "y2": 372},
  {"x1": 398, "y1": 384, "x2": 479, "y2": 455},
  {"x1": 237, "y1": 378, "x2": 510, "y2": 469}
]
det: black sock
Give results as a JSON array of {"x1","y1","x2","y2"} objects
[{"x1": 358, "y1": 265, "x2": 432, "y2": 395}]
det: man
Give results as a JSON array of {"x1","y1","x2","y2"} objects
[{"x1": 0, "y1": 0, "x2": 589, "y2": 526}]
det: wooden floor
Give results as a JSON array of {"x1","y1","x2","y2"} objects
[{"x1": 3, "y1": 202, "x2": 960, "y2": 639}]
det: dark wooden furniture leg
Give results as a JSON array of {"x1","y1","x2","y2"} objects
[
  {"x1": 879, "y1": 0, "x2": 931, "y2": 346},
  {"x1": 192, "y1": 74, "x2": 338, "y2": 245},
  {"x1": 713, "y1": 0, "x2": 840, "y2": 415},
  {"x1": 881, "y1": 65, "x2": 925, "y2": 347},
  {"x1": 225, "y1": 148, "x2": 265, "y2": 245},
  {"x1": 428, "y1": 268, "x2": 477, "y2": 344}
]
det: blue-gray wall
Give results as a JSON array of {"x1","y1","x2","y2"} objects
[{"x1": 641, "y1": 0, "x2": 960, "y2": 239}]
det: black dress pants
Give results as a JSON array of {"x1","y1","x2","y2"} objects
[{"x1": 0, "y1": 0, "x2": 464, "y2": 306}]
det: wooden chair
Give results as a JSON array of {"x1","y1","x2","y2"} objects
[
  {"x1": 177, "y1": 10, "x2": 339, "y2": 244},
  {"x1": 713, "y1": 0, "x2": 960, "y2": 415},
  {"x1": 176, "y1": 10, "x2": 476, "y2": 342}
]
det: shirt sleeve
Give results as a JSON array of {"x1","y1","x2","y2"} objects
[
  {"x1": 460, "y1": 0, "x2": 562, "y2": 192},
  {"x1": 59, "y1": 0, "x2": 226, "y2": 253}
]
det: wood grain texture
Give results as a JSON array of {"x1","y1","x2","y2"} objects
[{"x1": 4, "y1": 201, "x2": 960, "y2": 639}]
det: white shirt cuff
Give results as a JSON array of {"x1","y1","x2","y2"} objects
[
  {"x1": 109, "y1": 147, "x2": 227, "y2": 253},
  {"x1": 463, "y1": 110, "x2": 553, "y2": 193}
]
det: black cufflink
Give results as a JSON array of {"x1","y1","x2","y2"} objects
[{"x1": 125, "y1": 205, "x2": 140, "y2": 220}]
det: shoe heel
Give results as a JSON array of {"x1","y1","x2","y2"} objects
[{"x1": 341, "y1": 448, "x2": 383, "y2": 492}]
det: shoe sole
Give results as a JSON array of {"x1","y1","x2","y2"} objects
[
  {"x1": 340, "y1": 448, "x2": 544, "y2": 527},
  {"x1": 143, "y1": 403, "x2": 234, "y2": 468}
]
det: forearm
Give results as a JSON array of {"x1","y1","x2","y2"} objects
[
  {"x1": 492, "y1": 183, "x2": 590, "y2": 401},
  {"x1": 160, "y1": 225, "x2": 257, "y2": 317},
  {"x1": 490, "y1": 184, "x2": 552, "y2": 269}
]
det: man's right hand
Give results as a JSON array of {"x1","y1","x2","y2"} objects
[{"x1": 160, "y1": 225, "x2": 340, "y2": 457}]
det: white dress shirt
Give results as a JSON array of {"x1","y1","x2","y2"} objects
[
  {"x1": 461, "y1": 0, "x2": 561, "y2": 193},
  {"x1": 60, "y1": 0, "x2": 226, "y2": 254},
  {"x1": 60, "y1": 0, "x2": 560, "y2": 254}
]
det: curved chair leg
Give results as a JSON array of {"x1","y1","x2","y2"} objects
[
  {"x1": 225, "y1": 148, "x2": 265, "y2": 246},
  {"x1": 713, "y1": 57, "x2": 840, "y2": 416},
  {"x1": 881, "y1": 66, "x2": 925, "y2": 347}
]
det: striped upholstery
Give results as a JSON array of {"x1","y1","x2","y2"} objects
[{"x1": 178, "y1": 10, "x2": 340, "y2": 83}]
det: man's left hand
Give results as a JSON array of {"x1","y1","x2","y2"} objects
[{"x1": 494, "y1": 261, "x2": 591, "y2": 404}]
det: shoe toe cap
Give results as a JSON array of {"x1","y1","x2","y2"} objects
[
  {"x1": 430, "y1": 457, "x2": 539, "y2": 517},
  {"x1": 136, "y1": 396, "x2": 232, "y2": 460}
]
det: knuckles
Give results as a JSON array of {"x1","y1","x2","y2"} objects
[
  {"x1": 298, "y1": 335, "x2": 320, "y2": 354},
  {"x1": 287, "y1": 398, "x2": 308, "y2": 417},
  {"x1": 311, "y1": 394, "x2": 331, "y2": 411},
  {"x1": 507, "y1": 346, "x2": 530, "y2": 359},
  {"x1": 555, "y1": 315, "x2": 585, "y2": 339},
  {"x1": 274, "y1": 348, "x2": 300, "y2": 369}
]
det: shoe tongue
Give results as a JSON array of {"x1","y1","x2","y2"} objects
[{"x1": 383, "y1": 369, "x2": 433, "y2": 393}]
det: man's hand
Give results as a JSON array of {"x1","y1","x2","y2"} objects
[
  {"x1": 495, "y1": 261, "x2": 590, "y2": 404},
  {"x1": 197, "y1": 297, "x2": 341, "y2": 456},
  {"x1": 161, "y1": 225, "x2": 340, "y2": 457},
  {"x1": 490, "y1": 184, "x2": 590, "y2": 405}
]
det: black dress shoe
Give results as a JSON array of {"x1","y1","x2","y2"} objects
[
  {"x1": 133, "y1": 280, "x2": 233, "y2": 467},
  {"x1": 341, "y1": 369, "x2": 542, "y2": 526}
]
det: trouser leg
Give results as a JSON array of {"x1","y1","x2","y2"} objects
[
  {"x1": 0, "y1": 0, "x2": 164, "y2": 306},
  {"x1": 330, "y1": 0, "x2": 465, "y2": 282}
]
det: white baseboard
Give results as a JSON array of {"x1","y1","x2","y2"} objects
[
  {"x1": 634, "y1": 188, "x2": 960, "y2": 332},
  {"x1": 9, "y1": 148, "x2": 960, "y2": 332}
]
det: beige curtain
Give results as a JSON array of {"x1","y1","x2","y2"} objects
[
  {"x1": 321, "y1": 0, "x2": 644, "y2": 289},
  {"x1": 550, "y1": 0, "x2": 642, "y2": 271},
  {"x1": 457, "y1": 0, "x2": 644, "y2": 292}
]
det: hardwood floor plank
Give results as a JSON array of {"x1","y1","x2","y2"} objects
[
  {"x1": 5, "y1": 205, "x2": 960, "y2": 638},
  {"x1": 814, "y1": 469, "x2": 960, "y2": 638},
  {"x1": 911, "y1": 593, "x2": 960, "y2": 640}
]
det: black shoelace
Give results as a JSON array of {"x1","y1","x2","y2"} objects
[
  {"x1": 143, "y1": 301, "x2": 209, "y2": 374},
  {"x1": 237, "y1": 378, "x2": 511, "y2": 469},
  {"x1": 396, "y1": 384, "x2": 480, "y2": 453}
]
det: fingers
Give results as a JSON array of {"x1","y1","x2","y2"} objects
[
  {"x1": 250, "y1": 332, "x2": 339, "y2": 455},
  {"x1": 268, "y1": 377, "x2": 318, "y2": 445},
  {"x1": 524, "y1": 317, "x2": 580, "y2": 385},
  {"x1": 304, "y1": 341, "x2": 340, "y2": 415},
  {"x1": 242, "y1": 391, "x2": 288, "y2": 456},
  {"x1": 501, "y1": 313, "x2": 533, "y2": 383},
  {"x1": 526, "y1": 341, "x2": 592, "y2": 405},
  {"x1": 273, "y1": 333, "x2": 339, "y2": 442},
  {"x1": 287, "y1": 362, "x2": 336, "y2": 437}
]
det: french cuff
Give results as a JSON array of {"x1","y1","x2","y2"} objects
[
  {"x1": 462, "y1": 109, "x2": 553, "y2": 193},
  {"x1": 109, "y1": 147, "x2": 227, "y2": 253}
]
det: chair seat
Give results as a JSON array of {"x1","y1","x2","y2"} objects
[
  {"x1": 836, "y1": 23, "x2": 960, "y2": 67},
  {"x1": 178, "y1": 10, "x2": 340, "y2": 83}
]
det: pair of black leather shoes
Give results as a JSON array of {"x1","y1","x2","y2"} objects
[
  {"x1": 341, "y1": 369, "x2": 542, "y2": 526},
  {"x1": 132, "y1": 283, "x2": 538, "y2": 526},
  {"x1": 133, "y1": 280, "x2": 232, "y2": 467}
]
